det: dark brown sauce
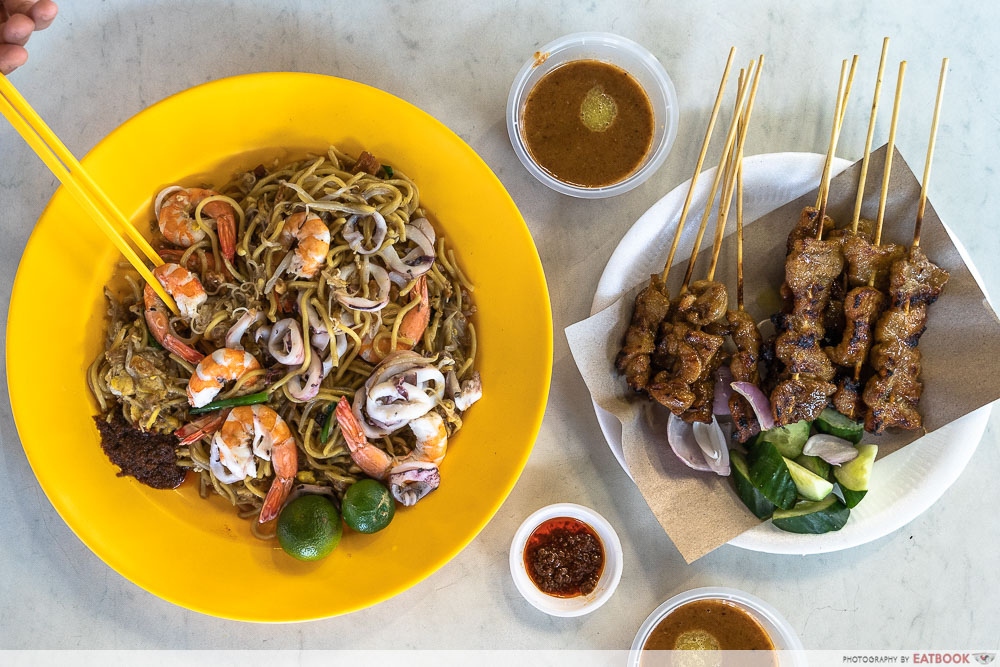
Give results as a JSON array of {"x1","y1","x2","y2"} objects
[
  {"x1": 642, "y1": 600, "x2": 775, "y2": 662},
  {"x1": 522, "y1": 59, "x2": 654, "y2": 188},
  {"x1": 523, "y1": 517, "x2": 604, "y2": 597}
]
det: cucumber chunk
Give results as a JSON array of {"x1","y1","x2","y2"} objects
[
  {"x1": 746, "y1": 440, "x2": 797, "y2": 510},
  {"x1": 759, "y1": 420, "x2": 810, "y2": 458},
  {"x1": 772, "y1": 495, "x2": 850, "y2": 534},
  {"x1": 731, "y1": 450, "x2": 775, "y2": 519},
  {"x1": 795, "y1": 454, "x2": 831, "y2": 481},
  {"x1": 834, "y1": 444, "x2": 877, "y2": 508},
  {"x1": 784, "y1": 457, "x2": 835, "y2": 501},
  {"x1": 815, "y1": 408, "x2": 864, "y2": 444}
]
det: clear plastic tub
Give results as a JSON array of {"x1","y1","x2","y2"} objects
[
  {"x1": 506, "y1": 32, "x2": 679, "y2": 198},
  {"x1": 629, "y1": 586, "x2": 806, "y2": 666}
]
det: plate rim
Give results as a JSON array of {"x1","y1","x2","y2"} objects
[
  {"x1": 586, "y1": 150, "x2": 989, "y2": 556},
  {"x1": 5, "y1": 72, "x2": 553, "y2": 620}
]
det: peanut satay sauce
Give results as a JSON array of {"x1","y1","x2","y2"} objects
[
  {"x1": 642, "y1": 600, "x2": 775, "y2": 660},
  {"x1": 521, "y1": 59, "x2": 654, "y2": 187},
  {"x1": 523, "y1": 517, "x2": 604, "y2": 597}
]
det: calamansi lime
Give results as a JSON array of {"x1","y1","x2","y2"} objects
[
  {"x1": 276, "y1": 495, "x2": 342, "y2": 561},
  {"x1": 342, "y1": 479, "x2": 395, "y2": 534}
]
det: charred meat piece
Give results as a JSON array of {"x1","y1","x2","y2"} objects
[
  {"x1": 616, "y1": 276, "x2": 672, "y2": 391},
  {"x1": 727, "y1": 309, "x2": 763, "y2": 442},
  {"x1": 774, "y1": 334, "x2": 836, "y2": 381},
  {"x1": 874, "y1": 302, "x2": 927, "y2": 346},
  {"x1": 841, "y1": 234, "x2": 907, "y2": 288},
  {"x1": 674, "y1": 280, "x2": 728, "y2": 326},
  {"x1": 822, "y1": 274, "x2": 847, "y2": 345},
  {"x1": 889, "y1": 246, "x2": 950, "y2": 308},
  {"x1": 827, "y1": 217, "x2": 876, "y2": 244},
  {"x1": 863, "y1": 372, "x2": 924, "y2": 433},
  {"x1": 826, "y1": 286, "x2": 885, "y2": 367},
  {"x1": 647, "y1": 373, "x2": 696, "y2": 415},
  {"x1": 771, "y1": 375, "x2": 836, "y2": 424},
  {"x1": 832, "y1": 372, "x2": 864, "y2": 421},
  {"x1": 786, "y1": 206, "x2": 835, "y2": 255}
]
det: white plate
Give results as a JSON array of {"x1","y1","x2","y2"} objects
[{"x1": 591, "y1": 152, "x2": 992, "y2": 555}]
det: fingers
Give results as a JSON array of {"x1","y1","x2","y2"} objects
[
  {"x1": 28, "y1": 0, "x2": 57, "y2": 30},
  {"x1": 1, "y1": 11, "x2": 33, "y2": 46},
  {"x1": 0, "y1": 42, "x2": 27, "y2": 75},
  {"x1": 3, "y1": 1, "x2": 43, "y2": 16}
]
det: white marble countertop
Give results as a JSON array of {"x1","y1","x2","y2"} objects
[{"x1": 2, "y1": 0, "x2": 998, "y2": 650}]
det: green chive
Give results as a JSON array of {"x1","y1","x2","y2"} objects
[{"x1": 189, "y1": 390, "x2": 270, "y2": 415}]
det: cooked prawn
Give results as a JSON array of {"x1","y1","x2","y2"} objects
[
  {"x1": 151, "y1": 263, "x2": 206, "y2": 320},
  {"x1": 210, "y1": 405, "x2": 299, "y2": 523},
  {"x1": 334, "y1": 397, "x2": 447, "y2": 506},
  {"x1": 157, "y1": 186, "x2": 237, "y2": 261},
  {"x1": 187, "y1": 348, "x2": 261, "y2": 408},
  {"x1": 143, "y1": 283, "x2": 204, "y2": 364},
  {"x1": 280, "y1": 211, "x2": 330, "y2": 278},
  {"x1": 359, "y1": 275, "x2": 430, "y2": 363}
]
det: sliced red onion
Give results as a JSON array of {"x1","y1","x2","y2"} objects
[
  {"x1": 802, "y1": 434, "x2": 860, "y2": 465},
  {"x1": 713, "y1": 366, "x2": 734, "y2": 415},
  {"x1": 388, "y1": 461, "x2": 440, "y2": 506},
  {"x1": 269, "y1": 319, "x2": 305, "y2": 365},
  {"x1": 154, "y1": 185, "x2": 184, "y2": 218},
  {"x1": 666, "y1": 414, "x2": 713, "y2": 472},
  {"x1": 287, "y1": 350, "x2": 323, "y2": 401},
  {"x1": 731, "y1": 381, "x2": 775, "y2": 431},
  {"x1": 692, "y1": 417, "x2": 731, "y2": 476},
  {"x1": 335, "y1": 263, "x2": 391, "y2": 312},
  {"x1": 343, "y1": 211, "x2": 388, "y2": 255},
  {"x1": 226, "y1": 309, "x2": 262, "y2": 350}
]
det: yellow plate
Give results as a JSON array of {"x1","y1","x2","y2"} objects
[{"x1": 6, "y1": 73, "x2": 552, "y2": 621}]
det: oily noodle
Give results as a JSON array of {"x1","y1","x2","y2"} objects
[{"x1": 88, "y1": 147, "x2": 478, "y2": 537}]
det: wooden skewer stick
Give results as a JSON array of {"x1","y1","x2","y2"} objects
[
  {"x1": 851, "y1": 38, "x2": 890, "y2": 233},
  {"x1": 736, "y1": 71, "x2": 747, "y2": 312},
  {"x1": 814, "y1": 60, "x2": 850, "y2": 240},
  {"x1": 913, "y1": 57, "x2": 948, "y2": 249},
  {"x1": 816, "y1": 55, "x2": 859, "y2": 209},
  {"x1": 707, "y1": 68, "x2": 747, "y2": 277},
  {"x1": 873, "y1": 61, "x2": 906, "y2": 248},
  {"x1": 681, "y1": 58, "x2": 757, "y2": 289},
  {"x1": 707, "y1": 57, "x2": 764, "y2": 282},
  {"x1": 660, "y1": 47, "x2": 737, "y2": 285}
]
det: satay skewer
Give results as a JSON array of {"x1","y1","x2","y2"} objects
[
  {"x1": 680, "y1": 58, "x2": 757, "y2": 290},
  {"x1": 707, "y1": 57, "x2": 764, "y2": 282},
  {"x1": 816, "y1": 55, "x2": 860, "y2": 210},
  {"x1": 850, "y1": 38, "x2": 890, "y2": 234},
  {"x1": 659, "y1": 47, "x2": 737, "y2": 285},
  {"x1": 862, "y1": 58, "x2": 950, "y2": 433}
]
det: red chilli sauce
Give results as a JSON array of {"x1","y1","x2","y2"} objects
[{"x1": 523, "y1": 517, "x2": 605, "y2": 597}]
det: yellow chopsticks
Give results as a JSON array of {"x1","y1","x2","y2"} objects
[{"x1": 0, "y1": 73, "x2": 179, "y2": 315}]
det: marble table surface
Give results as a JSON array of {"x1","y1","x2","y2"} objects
[{"x1": 2, "y1": 0, "x2": 998, "y2": 650}]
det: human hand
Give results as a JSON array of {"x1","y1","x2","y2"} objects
[{"x1": 0, "y1": 1, "x2": 58, "y2": 75}]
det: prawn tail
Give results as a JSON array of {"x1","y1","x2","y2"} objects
[{"x1": 258, "y1": 476, "x2": 294, "y2": 524}]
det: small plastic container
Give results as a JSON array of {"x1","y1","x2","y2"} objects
[
  {"x1": 629, "y1": 587, "x2": 806, "y2": 666},
  {"x1": 506, "y1": 32, "x2": 679, "y2": 198},
  {"x1": 509, "y1": 503, "x2": 623, "y2": 617}
]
